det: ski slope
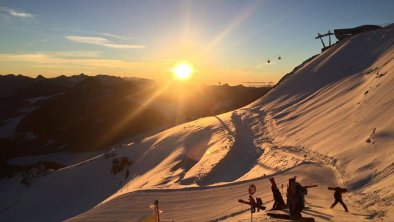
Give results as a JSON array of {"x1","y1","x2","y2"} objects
[
  {"x1": 1, "y1": 25, "x2": 393, "y2": 221},
  {"x1": 67, "y1": 163, "x2": 372, "y2": 222}
]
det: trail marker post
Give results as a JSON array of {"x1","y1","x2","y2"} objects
[
  {"x1": 150, "y1": 200, "x2": 161, "y2": 222},
  {"x1": 249, "y1": 184, "x2": 256, "y2": 222},
  {"x1": 238, "y1": 184, "x2": 266, "y2": 222},
  {"x1": 249, "y1": 184, "x2": 256, "y2": 196},
  {"x1": 250, "y1": 185, "x2": 254, "y2": 221}
]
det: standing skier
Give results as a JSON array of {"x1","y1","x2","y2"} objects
[
  {"x1": 288, "y1": 178, "x2": 305, "y2": 219},
  {"x1": 330, "y1": 187, "x2": 349, "y2": 212},
  {"x1": 269, "y1": 178, "x2": 286, "y2": 210}
]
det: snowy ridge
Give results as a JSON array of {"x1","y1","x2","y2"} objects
[{"x1": 0, "y1": 25, "x2": 393, "y2": 221}]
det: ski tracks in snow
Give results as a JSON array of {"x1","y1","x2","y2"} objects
[{"x1": 200, "y1": 112, "x2": 263, "y2": 185}]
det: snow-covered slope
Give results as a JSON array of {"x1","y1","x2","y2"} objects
[
  {"x1": 0, "y1": 25, "x2": 393, "y2": 222},
  {"x1": 250, "y1": 24, "x2": 394, "y2": 218}
]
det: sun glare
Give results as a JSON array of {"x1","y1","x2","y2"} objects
[{"x1": 173, "y1": 63, "x2": 193, "y2": 80}]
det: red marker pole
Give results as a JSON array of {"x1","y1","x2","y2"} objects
[
  {"x1": 248, "y1": 184, "x2": 256, "y2": 222},
  {"x1": 155, "y1": 200, "x2": 160, "y2": 222}
]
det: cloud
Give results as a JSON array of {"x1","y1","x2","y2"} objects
[
  {"x1": 64, "y1": 29, "x2": 133, "y2": 40},
  {"x1": 44, "y1": 51, "x2": 101, "y2": 58},
  {"x1": 9, "y1": 9, "x2": 34, "y2": 18},
  {"x1": 0, "y1": 52, "x2": 139, "y2": 68},
  {"x1": 65, "y1": 35, "x2": 145, "y2": 49},
  {"x1": 100, "y1": 32, "x2": 132, "y2": 40},
  {"x1": 0, "y1": 7, "x2": 34, "y2": 18}
]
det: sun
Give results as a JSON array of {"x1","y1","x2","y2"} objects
[{"x1": 173, "y1": 63, "x2": 193, "y2": 80}]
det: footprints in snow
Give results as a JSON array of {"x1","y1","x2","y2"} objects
[
  {"x1": 357, "y1": 65, "x2": 387, "y2": 105},
  {"x1": 366, "y1": 128, "x2": 376, "y2": 144}
]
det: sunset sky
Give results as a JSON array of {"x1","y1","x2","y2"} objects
[{"x1": 0, "y1": 0, "x2": 393, "y2": 85}]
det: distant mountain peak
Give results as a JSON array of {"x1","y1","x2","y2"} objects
[{"x1": 36, "y1": 75, "x2": 46, "y2": 80}]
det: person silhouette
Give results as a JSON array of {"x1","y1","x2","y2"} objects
[
  {"x1": 269, "y1": 178, "x2": 286, "y2": 210},
  {"x1": 330, "y1": 187, "x2": 349, "y2": 212}
]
